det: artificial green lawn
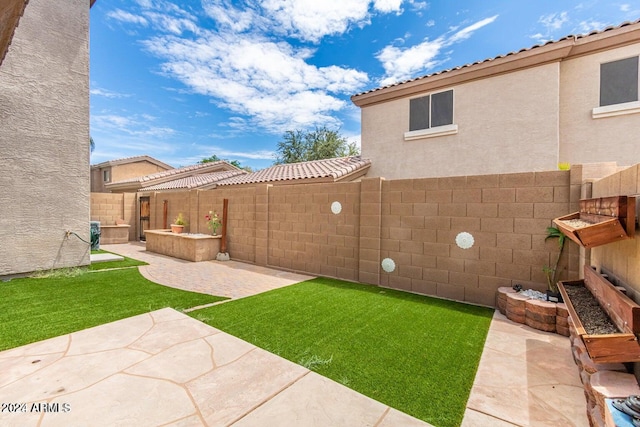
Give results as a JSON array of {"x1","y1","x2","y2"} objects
[
  {"x1": 190, "y1": 277, "x2": 493, "y2": 427},
  {"x1": 0, "y1": 268, "x2": 226, "y2": 352}
]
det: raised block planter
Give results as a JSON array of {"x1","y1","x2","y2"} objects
[
  {"x1": 145, "y1": 229, "x2": 221, "y2": 262},
  {"x1": 100, "y1": 224, "x2": 131, "y2": 244}
]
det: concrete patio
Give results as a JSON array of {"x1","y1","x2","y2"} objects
[{"x1": 0, "y1": 243, "x2": 589, "y2": 426}]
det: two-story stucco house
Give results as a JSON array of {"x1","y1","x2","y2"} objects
[
  {"x1": 0, "y1": 0, "x2": 94, "y2": 276},
  {"x1": 91, "y1": 155, "x2": 173, "y2": 193},
  {"x1": 352, "y1": 20, "x2": 640, "y2": 179}
]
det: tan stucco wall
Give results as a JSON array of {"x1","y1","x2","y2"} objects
[
  {"x1": 111, "y1": 161, "x2": 171, "y2": 183},
  {"x1": 560, "y1": 44, "x2": 640, "y2": 167},
  {"x1": 0, "y1": 0, "x2": 90, "y2": 276},
  {"x1": 361, "y1": 63, "x2": 560, "y2": 179}
]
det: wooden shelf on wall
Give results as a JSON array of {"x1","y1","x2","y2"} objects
[{"x1": 553, "y1": 196, "x2": 636, "y2": 248}]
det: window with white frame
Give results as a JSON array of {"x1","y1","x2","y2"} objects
[
  {"x1": 405, "y1": 89, "x2": 457, "y2": 140},
  {"x1": 600, "y1": 56, "x2": 638, "y2": 107},
  {"x1": 592, "y1": 56, "x2": 640, "y2": 118},
  {"x1": 103, "y1": 169, "x2": 110, "y2": 182}
]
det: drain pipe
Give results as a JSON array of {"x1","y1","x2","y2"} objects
[{"x1": 216, "y1": 198, "x2": 230, "y2": 261}]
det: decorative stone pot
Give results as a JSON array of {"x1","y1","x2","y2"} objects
[{"x1": 170, "y1": 224, "x2": 184, "y2": 234}]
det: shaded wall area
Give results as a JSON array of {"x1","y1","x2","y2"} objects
[
  {"x1": 0, "y1": 0, "x2": 90, "y2": 276},
  {"x1": 121, "y1": 169, "x2": 582, "y2": 307}
]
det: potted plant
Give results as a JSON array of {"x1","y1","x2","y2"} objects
[
  {"x1": 171, "y1": 213, "x2": 187, "y2": 234},
  {"x1": 205, "y1": 211, "x2": 221, "y2": 235},
  {"x1": 543, "y1": 226, "x2": 567, "y2": 302}
]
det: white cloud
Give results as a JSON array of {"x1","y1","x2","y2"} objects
[
  {"x1": 142, "y1": 11, "x2": 199, "y2": 35},
  {"x1": 531, "y1": 11, "x2": 569, "y2": 43},
  {"x1": 90, "y1": 87, "x2": 131, "y2": 98},
  {"x1": 106, "y1": 0, "x2": 410, "y2": 134},
  {"x1": 143, "y1": 30, "x2": 368, "y2": 132},
  {"x1": 92, "y1": 114, "x2": 176, "y2": 138},
  {"x1": 621, "y1": 4, "x2": 631, "y2": 12},
  {"x1": 107, "y1": 9, "x2": 148, "y2": 26},
  {"x1": 578, "y1": 20, "x2": 607, "y2": 33},
  {"x1": 376, "y1": 15, "x2": 498, "y2": 86},
  {"x1": 539, "y1": 11, "x2": 569, "y2": 30},
  {"x1": 202, "y1": 0, "x2": 404, "y2": 43}
]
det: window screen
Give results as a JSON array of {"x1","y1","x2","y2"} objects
[
  {"x1": 600, "y1": 56, "x2": 639, "y2": 107},
  {"x1": 409, "y1": 90, "x2": 453, "y2": 131},
  {"x1": 431, "y1": 90, "x2": 454, "y2": 127},
  {"x1": 409, "y1": 96, "x2": 430, "y2": 131}
]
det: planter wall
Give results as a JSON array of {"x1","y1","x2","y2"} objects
[{"x1": 145, "y1": 230, "x2": 221, "y2": 262}]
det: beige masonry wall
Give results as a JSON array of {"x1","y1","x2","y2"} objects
[
  {"x1": 90, "y1": 193, "x2": 137, "y2": 239},
  {"x1": 0, "y1": 0, "x2": 90, "y2": 276},
  {"x1": 589, "y1": 164, "x2": 640, "y2": 302},
  {"x1": 361, "y1": 63, "x2": 561, "y2": 179},
  {"x1": 560, "y1": 44, "x2": 640, "y2": 167},
  {"x1": 134, "y1": 169, "x2": 578, "y2": 307}
]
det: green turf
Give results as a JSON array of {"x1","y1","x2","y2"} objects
[
  {"x1": 0, "y1": 268, "x2": 226, "y2": 352},
  {"x1": 88, "y1": 250, "x2": 148, "y2": 271},
  {"x1": 190, "y1": 277, "x2": 493, "y2": 427}
]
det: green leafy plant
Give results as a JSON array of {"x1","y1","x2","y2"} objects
[
  {"x1": 543, "y1": 226, "x2": 567, "y2": 292},
  {"x1": 173, "y1": 213, "x2": 187, "y2": 226}
]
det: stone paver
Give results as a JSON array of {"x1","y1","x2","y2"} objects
[
  {"x1": 0, "y1": 308, "x2": 432, "y2": 427},
  {"x1": 101, "y1": 243, "x2": 313, "y2": 299},
  {"x1": 462, "y1": 311, "x2": 589, "y2": 427}
]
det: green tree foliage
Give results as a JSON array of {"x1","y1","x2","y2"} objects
[
  {"x1": 90, "y1": 136, "x2": 95, "y2": 153},
  {"x1": 275, "y1": 126, "x2": 360, "y2": 164},
  {"x1": 199, "y1": 154, "x2": 252, "y2": 172}
]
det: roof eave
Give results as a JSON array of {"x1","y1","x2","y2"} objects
[
  {"x1": 334, "y1": 164, "x2": 371, "y2": 182},
  {"x1": 352, "y1": 39, "x2": 575, "y2": 107}
]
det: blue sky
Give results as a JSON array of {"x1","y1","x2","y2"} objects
[{"x1": 90, "y1": 0, "x2": 640, "y2": 170}]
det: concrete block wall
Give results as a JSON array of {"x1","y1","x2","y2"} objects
[
  {"x1": 122, "y1": 169, "x2": 585, "y2": 307},
  {"x1": 90, "y1": 193, "x2": 126, "y2": 226},
  {"x1": 378, "y1": 171, "x2": 576, "y2": 307},
  {"x1": 267, "y1": 182, "x2": 361, "y2": 281}
]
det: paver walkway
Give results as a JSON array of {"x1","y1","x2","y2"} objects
[
  {"x1": 101, "y1": 242, "x2": 313, "y2": 299},
  {"x1": 0, "y1": 243, "x2": 589, "y2": 426}
]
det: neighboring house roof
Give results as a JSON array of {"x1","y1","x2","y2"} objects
[
  {"x1": 107, "y1": 160, "x2": 240, "y2": 192},
  {"x1": 352, "y1": 19, "x2": 640, "y2": 107},
  {"x1": 91, "y1": 155, "x2": 173, "y2": 171},
  {"x1": 0, "y1": 0, "x2": 29, "y2": 67},
  {"x1": 141, "y1": 170, "x2": 247, "y2": 191},
  {"x1": 216, "y1": 156, "x2": 372, "y2": 187}
]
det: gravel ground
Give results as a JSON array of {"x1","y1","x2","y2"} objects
[{"x1": 564, "y1": 284, "x2": 619, "y2": 334}]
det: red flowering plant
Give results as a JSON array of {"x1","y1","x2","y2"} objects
[{"x1": 205, "y1": 211, "x2": 221, "y2": 235}]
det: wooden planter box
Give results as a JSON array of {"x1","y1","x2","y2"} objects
[
  {"x1": 558, "y1": 266, "x2": 640, "y2": 363},
  {"x1": 553, "y1": 196, "x2": 636, "y2": 248}
]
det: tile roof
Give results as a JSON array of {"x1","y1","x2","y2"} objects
[
  {"x1": 352, "y1": 19, "x2": 640, "y2": 99},
  {"x1": 91, "y1": 155, "x2": 173, "y2": 171},
  {"x1": 109, "y1": 161, "x2": 231, "y2": 186},
  {"x1": 217, "y1": 156, "x2": 371, "y2": 186},
  {"x1": 140, "y1": 170, "x2": 247, "y2": 191}
]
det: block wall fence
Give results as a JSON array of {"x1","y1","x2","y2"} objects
[{"x1": 93, "y1": 166, "x2": 623, "y2": 307}]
